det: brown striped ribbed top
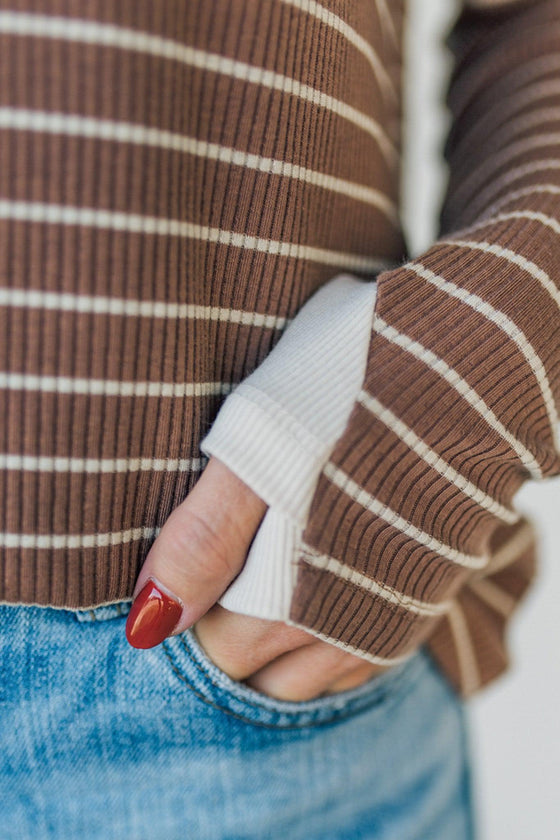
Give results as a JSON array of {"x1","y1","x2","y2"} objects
[{"x1": 1, "y1": 0, "x2": 558, "y2": 697}]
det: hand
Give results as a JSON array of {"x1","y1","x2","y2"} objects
[{"x1": 125, "y1": 457, "x2": 385, "y2": 701}]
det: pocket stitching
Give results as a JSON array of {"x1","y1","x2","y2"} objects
[
  {"x1": 180, "y1": 631, "x2": 268, "y2": 703},
  {"x1": 177, "y1": 634, "x2": 327, "y2": 723},
  {"x1": 181, "y1": 630, "x2": 388, "y2": 717},
  {"x1": 161, "y1": 640, "x2": 339, "y2": 730},
  {"x1": 162, "y1": 633, "x2": 424, "y2": 729}
]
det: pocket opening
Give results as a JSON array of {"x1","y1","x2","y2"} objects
[{"x1": 161, "y1": 625, "x2": 428, "y2": 729}]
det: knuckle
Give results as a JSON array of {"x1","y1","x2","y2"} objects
[
  {"x1": 268, "y1": 622, "x2": 315, "y2": 648},
  {"x1": 165, "y1": 506, "x2": 238, "y2": 580}
]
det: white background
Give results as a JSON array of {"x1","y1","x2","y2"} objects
[{"x1": 402, "y1": 1, "x2": 560, "y2": 837}]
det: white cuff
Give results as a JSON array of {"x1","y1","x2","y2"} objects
[
  {"x1": 200, "y1": 273, "x2": 378, "y2": 523},
  {"x1": 201, "y1": 272, "x2": 378, "y2": 621},
  {"x1": 218, "y1": 507, "x2": 300, "y2": 620}
]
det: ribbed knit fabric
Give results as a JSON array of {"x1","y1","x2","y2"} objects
[
  {"x1": 284, "y1": 0, "x2": 560, "y2": 696},
  {"x1": 200, "y1": 273, "x2": 379, "y2": 621},
  {"x1": 204, "y1": 0, "x2": 560, "y2": 696},
  {"x1": 201, "y1": 274, "x2": 379, "y2": 526},
  {"x1": 0, "y1": 0, "x2": 557, "y2": 697},
  {"x1": 0, "y1": 0, "x2": 404, "y2": 607}
]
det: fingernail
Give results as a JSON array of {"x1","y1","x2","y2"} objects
[{"x1": 125, "y1": 579, "x2": 183, "y2": 649}]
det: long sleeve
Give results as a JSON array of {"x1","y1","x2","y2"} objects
[
  {"x1": 289, "y1": 0, "x2": 560, "y2": 695},
  {"x1": 202, "y1": 0, "x2": 560, "y2": 697}
]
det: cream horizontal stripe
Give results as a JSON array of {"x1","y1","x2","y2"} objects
[
  {"x1": 464, "y1": 158, "x2": 560, "y2": 221},
  {"x1": 474, "y1": 518, "x2": 535, "y2": 578},
  {"x1": 373, "y1": 315, "x2": 543, "y2": 480},
  {"x1": 0, "y1": 109, "x2": 399, "y2": 224},
  {"x1": 452, "y1": 133, "x2": 560, "y2": 213},
  {"x1": 288, "y1": 616, "x2": 411, "y2": 666},
  {"x1": 437, "y1": 236, "x2": 560, "y2": 311},
  {"x1": 0, "y1": 286, "x2": 289, "y2": 330},
  {"x1": 300, "y1": 543, "x2": 450, "y2": 616},
  {"x1": 482, "y1": 184, "x2": 560, "y2": 220},
  {"x1": 0, "y1": 525, "x2": 159, "y2": 550},
  {"x1": 483, "y1": 107, "x2": 560, "y2": 157},
  {"x1": 0, "y1": 200, "x2": 388, "y2": 274},
  {"x1": 407, "y1": 261, "x2": 559, "y2": 447},
  {"x1": 468, "y1": 578, "x2": 517, "y2": 618},
  {"x1": 375, "y1": 0, "x2": 399, "y2": 49},
  {"x1": 0, "y1": 12, "x2": 397, "y2": 166},
  {"x1": 323, "y1": 461, "x2": 487, "y2": 569},
  {"x1": 499, "y1": 53, "x2": 560, "y2": 94},
  {"x1": 0, "y1": 372, "x2": 234, "y2": 398},
  {"x1": 279, "y1": 0, "x2": 397, "y2": 103},
  {"x1": 357, "y1": 390, "x2": 518, "y2": 523},
  {"x1": 447, "y1": 603, "x2": 480, "y2": 696},
  {"x1": 455, "y1": 78, "x2": 560, "y2": 160},
  {"x1": 451, "y1": 52, "x2": 560, "y2": 126},
  {"x1": 462, "y1": 209, "x2": 560, "y2": 239},
  {"x1": 0, "y1": 454, "x2": 207, "y2": 473}
]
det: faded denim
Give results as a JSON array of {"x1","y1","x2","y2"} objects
[{"x1": 0, "y1": 602, "x2": 476, "y2": 839}]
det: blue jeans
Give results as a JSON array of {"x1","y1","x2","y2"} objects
[{"x1": 0, "y1": 602, "x2": 476, "y2": 839}]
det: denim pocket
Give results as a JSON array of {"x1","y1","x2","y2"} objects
[
  {"x1": 4, "y1": 603, "x2": 473, "y2": 839},
  {"x1": 160, "y1": 624, "x2": 429, "y2": 729},
  {"x1": 75, "y1": 600, "x2": 429, "y2": 730}
]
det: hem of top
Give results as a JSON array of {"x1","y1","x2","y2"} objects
[{"x1": 0, "y1": 596, "x2": 133, "y2": 611}]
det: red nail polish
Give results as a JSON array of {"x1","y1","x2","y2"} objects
[{"x1": 125, "y1": 580, "x2": 183, "y2": 649}]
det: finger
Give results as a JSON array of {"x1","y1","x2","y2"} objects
[
  {"x1": 193, "y1": 605, "x2": 316, "y2": 681},
  {"x1": 125, "y1": 457, "x2": 267, "y2": 649},
  {"x1": 324, "y1": 662, "x2": 385, "y2": 694},
  {"x1": 245, "y1": 641, "x2": 378, "y2": 702}
]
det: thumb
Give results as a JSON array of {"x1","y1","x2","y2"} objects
[{"x1": 125, "y1": 456, "x2": 267, "y2": 649}]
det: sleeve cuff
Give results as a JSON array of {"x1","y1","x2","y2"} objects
[
  {"x1": 202, "y1": 271, "x2": 378, "y2": 625},
  {"x1": 200, "y1": 272, "x2": 378, "y2": 525},
  {"x1": 217, "y1": 506, "x2": 300, "y2": 621}
]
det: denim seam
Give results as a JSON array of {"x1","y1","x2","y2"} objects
[
  {"x1": 160, "y1": 640, "x2": 331, "y2": 730},
  {"x1": 181, "y1": 631, "x2": 403, "y2": 715},
  {"x1": 178, "y1": 633, "x2": 307, "y2": 714},
  {"x1": 162, "y1": 635, "x2": 426, "y2": 730},
  {"x1": 179, "y1": 632, "x2": 382, "y2": 718}
]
